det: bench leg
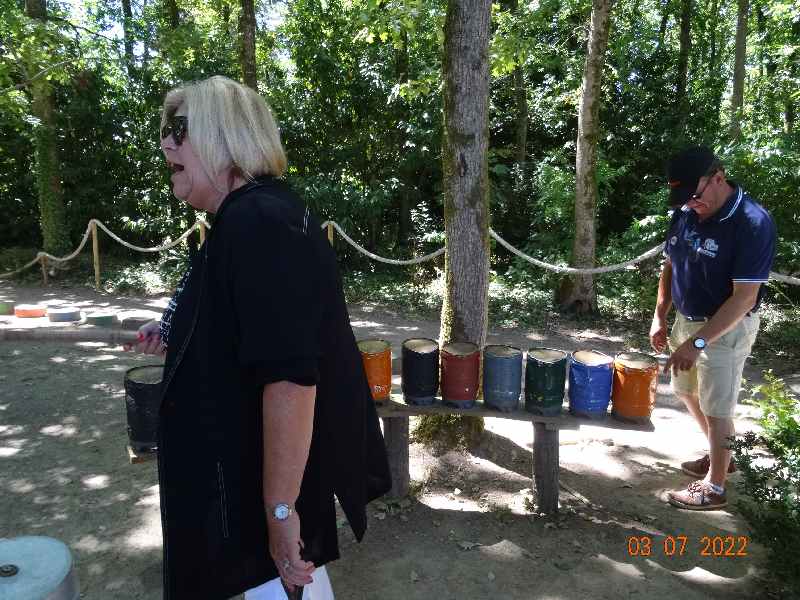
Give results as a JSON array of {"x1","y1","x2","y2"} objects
[
  {"x1": 382, "y1": 417, "x2": 410, "y2": 498},
  {"x1": 533, "y1": 422, "x2": 559, "y2": 514}
]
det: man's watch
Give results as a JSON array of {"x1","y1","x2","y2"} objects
[
  {"x1": 692, "y1": 337, "x2": 707, "y2": 350},
  {"x1": 271, "y1": 503, "x2": 293, "y2": 521}
]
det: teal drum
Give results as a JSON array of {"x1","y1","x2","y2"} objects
[
  {"x1": 524, "y1": 348, "x2": 567, "y2": 416},
  {"x1": 483, "y1": 345, "x2": 523, "y2": 412}
]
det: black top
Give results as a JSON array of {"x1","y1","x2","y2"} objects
[{"x1": 156, "y1": 176, "x2": 391, "y2": 600}]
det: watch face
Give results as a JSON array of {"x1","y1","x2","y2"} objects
[
  {"x1": 274, "y1": 504, "x2": 290, "y2": 520},
  {"x1": 693, "y1": 338, "x2": 706, "y2": 349}
]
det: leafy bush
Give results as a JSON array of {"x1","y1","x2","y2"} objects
[{"x1": 731, "y1": 371, "x2": 800, "y2": 594}]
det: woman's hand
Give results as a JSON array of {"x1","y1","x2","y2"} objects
[
  {"x1": 123, "y1": 320, "x2": 165, "y2": 355},
  {"x1": 268, "y1": 511, "x2": 314, "y2": 591}
]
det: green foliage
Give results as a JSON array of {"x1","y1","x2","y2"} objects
[
  {"x1": 0, "y1": 0, "x2": 797, "y2": 327},
  {"x1": 731, "y1": 372, "x2": 800, "y2": 594}
]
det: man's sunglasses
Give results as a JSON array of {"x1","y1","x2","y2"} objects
[
  {"x1": 689, "y1": 169, "x2": 718, "y2": 201},
  {"x1": 161, "y1": 115, "x2": 188, "y2": 146}
]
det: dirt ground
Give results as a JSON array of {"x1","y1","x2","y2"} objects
[{"x1": 1, "y1": 282, "x2": 797, "y2": 600}]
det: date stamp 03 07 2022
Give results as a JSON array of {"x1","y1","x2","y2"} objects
[{"x1": 627, "y1": 535, "x2": 751, "y2": 558}]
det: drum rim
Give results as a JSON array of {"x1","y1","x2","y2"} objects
[
  {"x1": 125, "y1": 364, "x2": 166, "y2": 380},
  {"x1": 483, "y1": 344, "x2": 522, "y2": 357},
  {"x1": 526, "y1": 346, "x2": 568, "y2": 361},
  {"x1": 442, "y1": 341, "x2": 479, "y2": 355},
  {"x1": 401, "y1": 337, "x2": 439, "y2": 352},
  {"x1": 614, "y1": 351, "x2": 658, "y2": 368},
  {"x1": 571, "y1": 349, "x2": 613, "y2": 365},
  {"x1": 357, "y1": 338, "x2": 391, "y2": 355}
]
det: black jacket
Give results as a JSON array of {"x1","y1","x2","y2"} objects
[{"x1": 157, "y1": 177, "x2": 391, "y2": 599}]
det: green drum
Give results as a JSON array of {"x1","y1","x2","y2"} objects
[{"x1": 524, "y1": 348, "x2": 568, "y2": 416}]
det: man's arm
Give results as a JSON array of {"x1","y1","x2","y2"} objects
[
  {"x1": 262, "y1": 381, "x2": 316, "y2": 588},
  {"x1": 649, "y1": 258, "x2": 673, "y2": 353},
  {"x1": 664, "y1": 282, "x2": 760, "y2": 373}
]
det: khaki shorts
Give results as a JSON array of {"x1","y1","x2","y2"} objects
[{"x1": 669, "y1": 313, "x2": 760, "y2": 418}]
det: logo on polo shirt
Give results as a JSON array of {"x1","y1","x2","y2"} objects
[{"x1": 697, "y1": 237, "x2": 719, "y2": 258}]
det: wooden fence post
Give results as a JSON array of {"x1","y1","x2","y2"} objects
[
  {"x1": 198, "y1": 221, "x2": 206, "y2": 247},
  {"x1": 40, "y1": 255, "x2": 48, "y2": 285},
  {"x1": 91, "y1": 221, "x2": 101, "y2": 291},
  {"x1": 327, "y1": 222, "x2": 334, "y2": 246}
]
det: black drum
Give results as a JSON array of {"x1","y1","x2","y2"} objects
[
  {"x1": 401, "y1": 338, "x2": 439, "y2": 405},
  {"x1": 124, "y1": 365, "x2": 164, "y2": 452}
]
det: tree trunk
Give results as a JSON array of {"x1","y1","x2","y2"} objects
[
  {"x1": 25, "y1": 0, "x2": 70, "y2": 256},
  {"x1": 729, "y1": 0, "x2": 749, "y2": 140},
  {"x1": 513, "y1": 64, "x2": 528, "y2": 169},
  {"x1": 657, "y1": 0, "x2": 670, "y2": 50},
  {"x1": 557, "y1": 0, "x2": 614, "y2": 315},
  {"x1": 439, "y1": 0, "x2": 491, "y2": 347},
  {"x1": 165, "y1": 0, "x2": 179, "y2": 29},
  {"x1": 509, "y1": 0, "x2": 527, "y2": 170},
  {"x1": 396, "y1": 29, "x2": 412, "y2": 248},
  {"x1": 707, "y1": 0, "x2": 720, "y2": 73},
  {"x1": 239, "y1": 0, "x2": 257, "y2": 89},
  {"x1": 675, "y1": 0, "x2": 691, "y2": 134},
  {"x1": 787, "y1": 21, "x2": 799, "y2": 133},
  {"x1": 121, "y1": 0, "x2": 135, "y2": 76}
]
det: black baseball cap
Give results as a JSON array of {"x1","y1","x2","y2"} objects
[{"x1": 666, "y1": 146, "x2": 717, "y2": 207}]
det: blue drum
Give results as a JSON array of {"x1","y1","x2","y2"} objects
[
  {"x1": 483, "y1": 345, "x2": 523, "y2": 412},
  {"x1": 568, "y1": 349, "x2": 613, "y2": 419}
]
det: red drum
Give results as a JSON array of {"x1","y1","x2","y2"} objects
[{"x1": 440, "y1": 342, "x2": 479, "y2": 408}]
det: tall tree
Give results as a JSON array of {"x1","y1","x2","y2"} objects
[
  {"x1": 730, "y1": 0, "x2": 749, "y2": 139},
  {"x1": 439, "y1": 0, "x2": 492, "y2": 348},
  {"x1": 25, "y1": 0, "x2": 70, "y2": 255},
  {"x1": 240, "y1": 0, "x2": 257, "y2": 89},
  {"x1": 509, "y1": 0, "x2": 527, "y2": 169},
  {"x1": 786, "y1": 19, "x2": 799, "y2": 133},
  {"x1": 675, "y1": 0, "x2": 691, "y2": 133},
  {"x1": 395, "y1": 28, "x2": 412, "y2": 247},
  {"x1": 121, "y1": 0, "x2": 135, "y2": 76},
  {"x1": 558, "y1": 0, "x2": 615, "y2": 314}
]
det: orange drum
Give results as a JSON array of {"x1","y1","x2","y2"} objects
[
  {"x1": 14, "y1": 304, "x2": 47, "y2": 318},
  {"x1": 611, "y1": 352, "x2": 658, "y2": 421},
  {"x1": 357, "y1": 339, "x2": 392, "y2": 403}
]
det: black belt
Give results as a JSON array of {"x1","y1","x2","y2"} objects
[{"x1": 682, "y1": 311, "x2": 757, "y2": 322}]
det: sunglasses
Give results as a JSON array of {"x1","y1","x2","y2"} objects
[
  {"x1": 161, "y1": 115, "x2": 188, "y2": 146},
  {"x1": 689, "y1": 169, "x2": 719, "y2": 201}
]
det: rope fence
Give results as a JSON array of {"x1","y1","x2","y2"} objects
[{"x1": 2, "y1": 218, "x2": 798, "y2": 288}]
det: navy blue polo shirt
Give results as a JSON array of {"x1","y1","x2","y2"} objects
[{"x1": 664, "y1": 184, "x2": 776, "y2": 318}]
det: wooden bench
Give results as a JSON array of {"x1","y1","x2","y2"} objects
[
  {"x1": 376, "y1": 392, "x2": 654, "y2": 514},
  {"x1": 127, "y1": 392, "x2": 654, "y2": 515}
]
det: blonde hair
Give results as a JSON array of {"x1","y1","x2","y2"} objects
[{"x1": 161, "y1": 76, "x2": 287, "y2": 180}]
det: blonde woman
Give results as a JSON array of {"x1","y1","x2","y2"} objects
[{"x1": 128, "y1": 76, "x2": 391, "y2": 599}]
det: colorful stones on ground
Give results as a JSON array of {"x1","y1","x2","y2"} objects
[
  {"x1": 14, "y1": 304, "x2": 47, "y2": 318},
  {"x1": 47, "y1": 307, "x2": 83, "y2": 322},
  {"x1": 86, "y1": 312, "x2": 119, "y2": 327}
]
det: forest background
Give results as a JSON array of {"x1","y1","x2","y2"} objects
[{"x1": 1, "y1": 0, "x2": 798, "y2": 339}]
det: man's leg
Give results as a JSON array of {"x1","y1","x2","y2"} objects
[
  {"x1": 706, "y1": 416, "x2": 734, "y2": 487},
  {"x1": 675, "y1": 391, "x2": 709, "y2": 438}
]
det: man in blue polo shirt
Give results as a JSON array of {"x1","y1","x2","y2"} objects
[{"x1": 649, "y1": 146, "x2": 776, "y2": 510}]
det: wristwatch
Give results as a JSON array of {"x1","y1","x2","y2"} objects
[
  {"x1": 271, "y1": 503, "x2": 293, "y2": 521},
  {"x1": 692, "y1": 337, "x2": 707, "y2": 350}
]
